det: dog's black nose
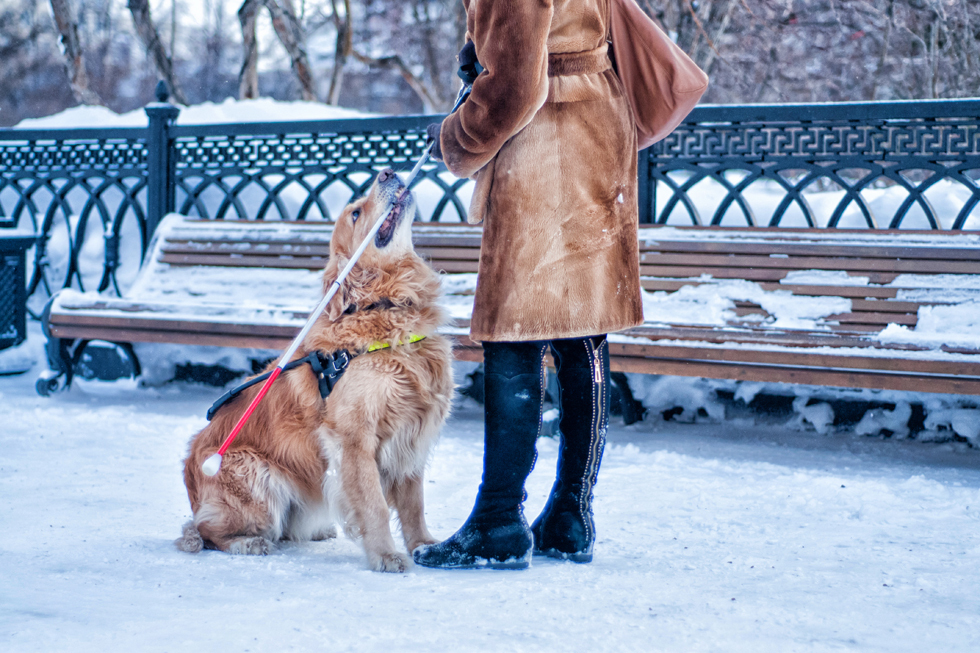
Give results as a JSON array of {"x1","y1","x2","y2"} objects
[{"x1": 378, "y1": 168, "x2": 395, "y2": 183}]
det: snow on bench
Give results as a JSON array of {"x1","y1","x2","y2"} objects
[
  {"x1": 622, "y1": 226, "x2": 980, "y2": 395},
  {"x1": 40, "y1": 215, "x2": 980, "y2": 396}
]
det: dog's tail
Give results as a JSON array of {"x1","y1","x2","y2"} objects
[{"x1": 174, "y1": 520, "x2": 204, "y2": 553}]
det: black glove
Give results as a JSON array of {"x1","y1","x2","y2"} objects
[
  {"x1": 426, "y1": 122, "x2": 443, "y2": 162},
  {"x1": 457, "y1": 41, "x2": 484, "y2": 86}
]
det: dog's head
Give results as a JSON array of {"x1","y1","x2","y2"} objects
[
  {"x1": 330, "y1": 168, "x2": 416, "y2": 263},
  {"x1": 323, "y1": 168, "x2": 419, "y2": 320}
]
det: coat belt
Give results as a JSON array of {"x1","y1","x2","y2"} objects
[{"x1": 547, "y1": 44, "x2": 612, "y2": 77}]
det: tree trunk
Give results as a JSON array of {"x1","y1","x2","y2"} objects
[
  {"x1": 871, "y1": 0, "x2": 894, "y2": 101},
  {"x1": 127, "y1": 0, "x2": 188, "y2": 104},
  {"x1": 48, "y1": 0, "x2": 104, "y2": 105},
  {"x1": 411, "y1": 0, "x2": 447, "y2": 107},
  {"x1": 326, "y1": 0, "x2": 351, "y2": 105},
  {"x1": 238, "y1": 0, "x2": 261, "y2": 99},
  {"x1": 264, "y1": 0, "x2": 318, "y2": 101}
]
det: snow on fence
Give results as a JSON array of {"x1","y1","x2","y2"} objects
[{"x1": 3, "y1": 93, "x2": 980, "y2": 318}]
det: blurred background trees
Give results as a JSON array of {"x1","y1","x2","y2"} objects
[{"x1": 2, "y1": 0, "x2": 980, "y2": 126}]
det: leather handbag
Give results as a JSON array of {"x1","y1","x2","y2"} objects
[{"x1": 608, "y1": 0, "x2": 709, "y2": 150}]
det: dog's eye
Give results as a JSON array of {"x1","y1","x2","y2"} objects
[{"x1": 351, "y1": 209, "x2": 360, "y2": 223}]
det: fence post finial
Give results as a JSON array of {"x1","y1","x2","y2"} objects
[
  {"x1": 145, "y1": 80, "x2": 180, "y2": 239},
  {"x1": 154, "y1": 80, "x2": 170, "y2": 103}
]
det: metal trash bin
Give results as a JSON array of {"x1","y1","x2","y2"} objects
[{"x1": 0, "y1": 233, "x2": 33, "y2": 352}]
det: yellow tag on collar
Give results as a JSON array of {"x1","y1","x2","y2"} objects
[{"x1": 366, "y1": 334, "x2": 426, "y2": 353}]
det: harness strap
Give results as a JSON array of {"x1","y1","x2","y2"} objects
[
  {"x1": 206, "y1": 350, "x2": 352, "y2": 421},
  {"x1": 205, "y1": 335, "x2": 427, "y2": 421}
]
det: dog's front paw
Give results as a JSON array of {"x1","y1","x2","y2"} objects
[
  {"x1": 370, "y1": 551, "x2": 412, "y2": 573},
  {"x1": 228, "y1": 536, "x2": 273, "y2": 555}
]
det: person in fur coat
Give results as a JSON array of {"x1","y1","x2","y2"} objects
[{"x1": 413, "y1": 0, "x2": 643, "y2": 570}]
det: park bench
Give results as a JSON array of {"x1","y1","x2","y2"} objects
[
  {"x1": 40, "y1": 214, "x2": 980, "y2": 398},
  {"x1": 38, "y1": 214, "x2": 485, "y2": 393}
]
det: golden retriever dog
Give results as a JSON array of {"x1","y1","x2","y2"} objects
[{"x1": 175, "y1": 168, "x2": 454, "y2": 572}]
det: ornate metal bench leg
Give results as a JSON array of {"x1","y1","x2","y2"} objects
[
  {"x1": 73, "y1": 340, "x2": 141, "y2": 382},
  {"x1": 36, "y1": 296, "x2": 76, "y2": 395},
  {"x1": 610, "y1": 372, "x2": 646, "y2": 425}
]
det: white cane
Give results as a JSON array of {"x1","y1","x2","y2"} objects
[{"x1": 201, "y1": 141, "x2": 435, "y2": 477}]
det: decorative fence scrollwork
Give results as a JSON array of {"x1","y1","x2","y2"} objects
[
  {"x1": 646, "y1": 99, "x2": 980, "y2": 230},
  {"x1": 4, "y1": 97, "x2": 980, "y2": 317},
  {"x1": 170, "y1": 116, "x2": 471, "y2": 224},
  {"x1": 0, "y1": 128, "x2": 149, "y2": 313}
]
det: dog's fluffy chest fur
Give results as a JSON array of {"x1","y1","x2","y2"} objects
[{"x1": 318, "y1": 337, "x2": 454, "y2": 482}]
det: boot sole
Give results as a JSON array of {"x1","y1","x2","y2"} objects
[
  {"x1": 416, "y1": 559, "x2": 530, "y2": 570},
  {"x1": 414, "y1": 552, "x2": 532, "y2": 570},
  {"x1": 533, "y1": 548, "x2": 593, "y2": 564}
]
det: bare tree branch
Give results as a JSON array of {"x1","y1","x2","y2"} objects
[{"x1": 351, "y1": 49, "x2": 441, "y2": 112}]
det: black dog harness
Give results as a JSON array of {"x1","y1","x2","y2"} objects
[
  {"x1": 205, "y1": 334, "x2": 427, "y2": 421},
  {"x1": 206, "y1": 349, "x2": 353, "y2": 421}
]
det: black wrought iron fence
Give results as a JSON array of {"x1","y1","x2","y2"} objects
[
  {"x1": 3, "y1": 93, "x2": 980, "y2": 317},
  {"x1": 646, "y1": 99, "x2": 980, "y2": 229}
]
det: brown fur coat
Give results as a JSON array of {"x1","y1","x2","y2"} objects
[{"x1": 440, "y1": 0, "x2": 643, "y2": 342}]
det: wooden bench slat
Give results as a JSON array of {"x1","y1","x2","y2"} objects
[
  {"x1": 163, "y1": 242, "x2": 332, "y2": 257},
  {"x1": 827, "y1": 311, "x2": 917, "y2": 326},
  {"x1": 606, "y1": 341, "x2": 980, "y2": 377},
  {"x1": 610, "y1": 355, "x2": 980, "y2": 395},
  {"x1": 426, "y1": 261, "x2": 480, "y2": 273},
  {"x1": 49, "y1": 323, "x2": 294, "y2": 350},
  {"x1": 638, "y1": 239, "x2": 980, "y2": 262},
  {"x1": 621, "y1": 324, "x2": 936, "y2": 352},
  {"x1": 733, "y1": 298, "x2": 920, "y2": 314},
  {"x1": 164, "y1": 234, "x2": 484, "y2": 249},
  {"x1": 160, "y1": 248, "x2": 480, "y2": 269},
  {"x1": 729, "y1": 306, "x2": 918, "y2": 326},
  {"x1": 414, "y1": 246, "x2": 482, "y2": 260},
  {"x1": 639, "y1": 265, "x2": 899, "y2": 284},
  {"x1": 159, "y1": 254, "x2": 328, "y2": 269},
  {"x1": 50, "y1": 312, "x2": 303, "y2": 338},
  {"x1": 640, "y1": 252, "x2": 980, "y2": 275},
  {"x1": 640, "y1": 279, "x2": 909, "y2": 300},
  {"x1": 843, "y1": 298, "x2": 921, "y2": 313}
]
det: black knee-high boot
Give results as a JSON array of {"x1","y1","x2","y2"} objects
[
  {"x1": 530, "y1": 335, "x2": 609, "y2": 563},
  {"x1": 414, "y1": 340, "x2": 546, "y2": 569}
]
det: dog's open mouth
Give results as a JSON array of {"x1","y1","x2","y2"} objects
[{"x1": 374, "y1": 190, "x2": 411, "y2": 249}]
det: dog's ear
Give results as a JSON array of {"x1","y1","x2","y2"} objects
[
  {"x1": 325, "y1": 295, "x2": 346, "y2": 322},
  {"x1": 323, "y1": 254, "x2": 349, "y2": 322}
]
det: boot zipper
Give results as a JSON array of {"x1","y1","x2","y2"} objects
[{"x1": 588, "y1": 338, "x2": 602, "y2": 385}]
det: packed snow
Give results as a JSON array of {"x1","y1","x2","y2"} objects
[
  {"x1": 2, "y1": 324, "x2": 980, "y2": 652},
  {"x1": 14, "y1": 97, "x2": 370, "y2": 129}
]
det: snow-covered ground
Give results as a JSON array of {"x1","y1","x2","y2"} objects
[
  {"x1": 4, "y1": 99, "x2": 980, "y2": 650},
  {"x1": 2, "y1": 324, "x2": 980, "y2": 652}
]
